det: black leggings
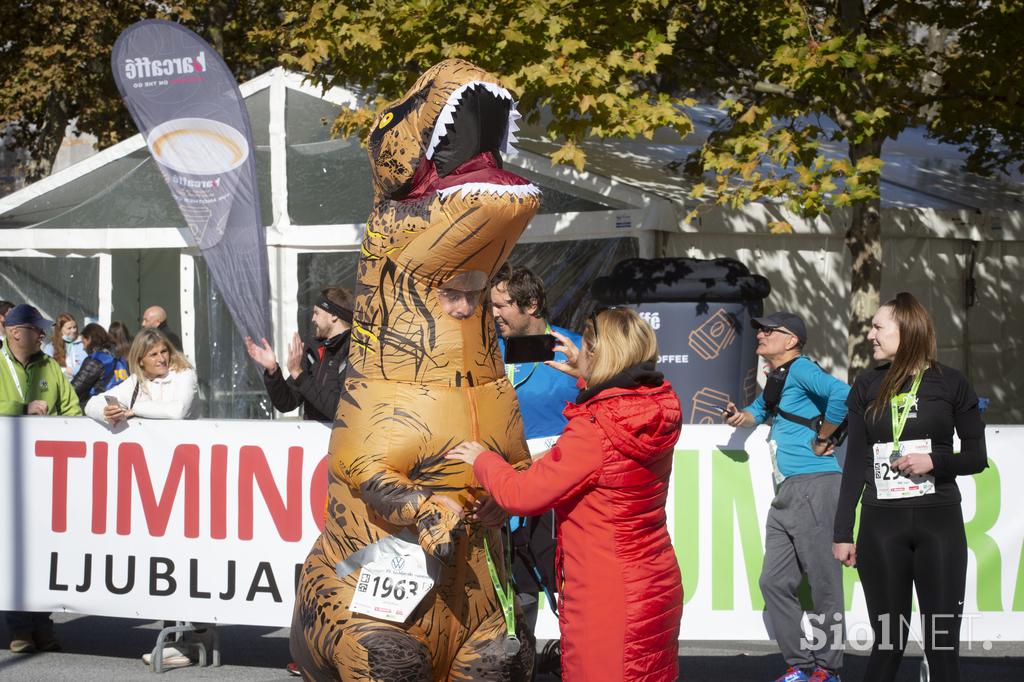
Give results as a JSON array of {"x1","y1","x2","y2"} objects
[{"x1": 856, "y1": 504, "x2": 967, "y2": 682}]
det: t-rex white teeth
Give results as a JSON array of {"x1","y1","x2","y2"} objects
[
  {"x1": 436, "y1": 182, "x2": 541, "y2": 200},
  {"x1": 425, "y1": 80, "x2": 520, "y2": 161}
]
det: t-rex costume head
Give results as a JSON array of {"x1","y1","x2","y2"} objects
[{"x1": 291, "y1": 59, "x2": 539, "y2": 681}]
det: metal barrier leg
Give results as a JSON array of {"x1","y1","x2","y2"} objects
[{"x1": 147, "y1": 621, "x2": 219, "y2": 673}]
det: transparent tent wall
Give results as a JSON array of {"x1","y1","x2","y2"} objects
[
  {"x1": 193, "y1": 256, "x2": 273, "y2": 419},
  {"x1": 0, "y1": 255, "x2": 99, "y2": 326},
  {"x1": 191, "y1": 236, "x2": 639, "y2": 420},
  {"x1": 295, "y1": 235, "x2": 639, "y2": 345},
  {"x1": 506, "y1": 237, "x2": 639, "y2": 330},
  {"x1": 297, "y1": 250, "x2": 361, "y2": 334}
]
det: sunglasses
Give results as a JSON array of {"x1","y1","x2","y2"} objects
[
  {"x1": 758, "y1": 327, "x2": 793, "y2": 337},
  {"x1": 588, "y1": 305, "x2": 621, "y2": 345}
]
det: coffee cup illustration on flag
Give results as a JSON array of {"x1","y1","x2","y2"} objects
[{"x1": 112, "y1": 19, "x2": 270, "y2": 342}]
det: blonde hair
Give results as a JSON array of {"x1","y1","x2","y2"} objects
[
  {"x1": 582, "y1": 308, "x2": 659, "y2": 386},
  {"x1": 128, "y1": 328, "x2": 192, "y2": 385}
]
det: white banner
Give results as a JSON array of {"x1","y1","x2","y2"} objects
[{"x1": 1, "y1": 416, "x2": 1021, "y2": 644}]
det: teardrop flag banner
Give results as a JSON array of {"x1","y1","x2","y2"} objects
[{"x1": 112, "y1": 19, "x2": 271, "y2": 342}]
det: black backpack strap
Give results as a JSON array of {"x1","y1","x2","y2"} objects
[
  {"x1": 775, "y1": 407, "x2": 823, "y2": 431},
  {"x1": 130, "y1": 380, "x2": 141, "y2": 409}
]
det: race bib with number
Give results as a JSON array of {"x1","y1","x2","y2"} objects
[
  {"x1": 349, "y1": 551, "x2": 435, "y2": 623},
  {"x1": 873, "y1": 438, "x2": 935, "y2": 500}
]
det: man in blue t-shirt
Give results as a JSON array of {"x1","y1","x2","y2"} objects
[
  {"x1": 724, "y1": 311, "x2": 849, "y2": 682},
  {"x1": 489, "y1": 264, "x2": 580, "y2": 641}
]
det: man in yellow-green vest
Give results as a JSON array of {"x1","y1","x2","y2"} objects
[{"x1": 1, "y1": 303, "x2": 81, "y2": 654}]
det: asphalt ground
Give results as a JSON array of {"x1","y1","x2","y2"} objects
[{"x1": 1, "y1": 612, "x2": 1022, "y2": 681}]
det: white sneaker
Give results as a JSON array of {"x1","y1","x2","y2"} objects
[{"x1": 142, "y1": 644, "x2": 194, "y2": 668}]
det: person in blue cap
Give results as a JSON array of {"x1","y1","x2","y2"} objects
[{"x1": 1, "y1": 303, "x2": 81, "y2": 654}]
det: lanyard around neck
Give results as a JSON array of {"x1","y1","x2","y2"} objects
[
  {"x1": 2, "y1": 344, "x2": 29, "y2": 403},
  {"x1": 483, "y1": 534, "x2": 518, "y2": 652},
  {"x1": 890, "y1": 370, "x2": 925, "y2": 452}
]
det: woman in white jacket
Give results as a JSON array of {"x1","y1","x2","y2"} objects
[{"x1": 86, "y1": 328, "x2": 198, "y2": 423}]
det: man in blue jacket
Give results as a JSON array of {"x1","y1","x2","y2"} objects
[
  {"x1": 725, "y1": 311, "x2": 849, "y2": 682},
  {"x1": 489, "y1": 264, "x2": 580, "y2": 649}
]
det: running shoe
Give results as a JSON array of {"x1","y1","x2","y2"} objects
[
  {"x1": 142, "y1": 643, "x2": 194, "y2": 668},
  {"x1": 772, "y1": 667, "x2": 809, "y2": 682},
  {"x1": 808, "y1": 667, "x2": 841, "y2": 682},
  {"x1": 8, "y1": 631, "x2": 35, "y2": 654}
]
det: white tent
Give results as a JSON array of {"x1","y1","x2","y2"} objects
[
  {"x1": 518, "y1": 110, "x2": 1024, "y2": 423},
  {"x1": 0, "y1": 68, "x2": 675, "y2": 417},
  {"x1": 2, "y1": 69, "x2": 1021, "y2": 421}
]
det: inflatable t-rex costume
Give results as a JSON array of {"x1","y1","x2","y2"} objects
[{"x1": 290, "y1": 59, "x2": 540, "y2": 681}]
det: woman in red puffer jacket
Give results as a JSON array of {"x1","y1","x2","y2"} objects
[{"x1": 447, "y1": 307, "x2": 683, "y2": 682}]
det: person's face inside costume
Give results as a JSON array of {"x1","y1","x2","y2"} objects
[
  {"x1": 490, "y1": 282, "x2": 537, "y2": 338},
  {"x1": 438, "y1": 289, "x2": 481, "y2": 320},
  {"x1": 311, "y1": 306, "x2": 339, "y2": 341},
  {"x1": 140, "y1": 342, "x2": 170, "y2": 380},
  {"x1": 869, "y1": 305, "x2": 900, "y2": 361},
  {"x1": 61, "y1": 320, "x2": 78, "y2": 342}
]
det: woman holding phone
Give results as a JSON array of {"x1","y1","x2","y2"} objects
[
  {"x1": 832, "y1": 292, "x2": 988, "y2": 682},
  {"x1": 447, "y1": 307, "x2": 683, "y2": 682},
  {"x1": 85, "y1": 328, "x2": 198, "y2": 423}
]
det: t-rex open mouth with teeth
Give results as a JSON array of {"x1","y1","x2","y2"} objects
[{"x1": 368, "y1": 62, "x2": 539, "y2": 202}]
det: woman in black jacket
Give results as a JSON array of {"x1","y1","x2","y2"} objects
[
  {"x1": 832, "y1": 292, "x2": 987, "y2": 682},
  {"x1": 70, "y1": 324, "x2": 127, "y2": 407}
]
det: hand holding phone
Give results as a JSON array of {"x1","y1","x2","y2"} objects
[
  {"x1": 504, "y1": 334, "x2": 557, "y2": 364},
  {"x1": 103, "y1": 394, "x2": 129, "y2": 424}
]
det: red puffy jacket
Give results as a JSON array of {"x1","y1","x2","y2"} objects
[{"x1": 475, "y1": 375, "x2": 683, "y2": 681}]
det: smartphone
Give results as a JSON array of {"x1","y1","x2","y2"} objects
[
  {"x1": 104, "y1": 395, "x2": 124, "y2": 409},
  {"x1": 504, "y1": 334, "x2": 557, "y2": 364}
]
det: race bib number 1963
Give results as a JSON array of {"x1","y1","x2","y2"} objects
[
  {"x1": 873, "y1": 438, "x2": 935, "y2": 500},
  {"x1": 349, "y1": 553, "x2": 435, "y2": 623}
]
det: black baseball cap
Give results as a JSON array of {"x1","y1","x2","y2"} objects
[
  {"x1": 4, "y1": 304, "x2": 54, "y2": 331},
  {"x1": 752, "y1": 311, "x2": 807, "y2": 346}
]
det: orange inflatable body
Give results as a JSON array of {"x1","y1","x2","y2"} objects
[{"x1": 290, "y1": 60, "x2": 539, "y2": 681}]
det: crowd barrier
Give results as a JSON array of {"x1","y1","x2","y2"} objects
[{"x1": 2, "y1": 416, "x2": 1021, "y2": 643}]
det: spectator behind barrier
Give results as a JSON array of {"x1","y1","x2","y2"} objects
[
  {"x1": 85, "y1": 328, "x2": 198, "y2": 424},
  {"x1": 71, "y1": 323, "x2": 129, "y2": 408},
  {"x1": 43, "y1": 312, "x2": 88, "y2": 378},
  {"x1": 1, "y1": 303, "x2": 81, "y2": 654},
  {"x1": 0, "y1": 300, "x2": 14, "y2": 339},
  {"x1": 108, "y1": 320, "x2": 134, "y2": 361},
  {"x1": 245, "y1": 286, "x2": 353, "y2": 422},
  {"x1": 140, "y1": 305, "x2": 183, "y2": 352},
  {"x1": 447, "y1": 308, "x2": 684, "y2": 682}
]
